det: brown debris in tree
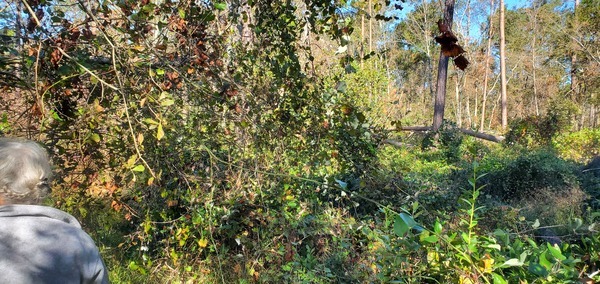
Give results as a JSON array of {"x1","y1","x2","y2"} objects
[{"x1": 435, "y1": 19, "x2": 469, "y2": 71}]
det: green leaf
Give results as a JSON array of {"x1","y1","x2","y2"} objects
[
  {"x1": 486, "y1": 244, "x2": 501, "y2": 250},
  {"x1": 156, "y1": 69, "x2": 165, "y2": 75},
  {"x1": 491, "y1": 273, "x2": 508, "y2": 284},
  {"x1": 90, "y1": 133, "x2": 101, "y2": 143},
  {"x1": 434, "y1": 221, "x2": 443, "y2": 234},
  {"x1": 546, "y1": 243, "x2": 566, "y2": 261},
  {"x1": 161, "y1": 99, "x2": 175, "y2": 107},
  {"x1": 132, "y1": 165, "x2": 145, "y2": 172},
  {"x1": 394, "y1": 213, "x2": 419, "y2": 237},
  {"x1": 539, "y1": 251, "x2": 552, "y2": 270},
  {"x1": 214, "y1": 2, "x2": 226, "y2": 10},
  {"x1": 394, "y1": 215, "x2": 409, "y2": 236},
  {"x1": 178, "y1": 8, "x2": 185, "y2": 19},
  {"x1": 143, "y1": 118, "x2": 159, "y2": 125},
  {"x1": 400, "y1": 213, "x2": 418, "y2": 228},
  {"x1": 126, "y1": 155, "x2": 137, "y2": 168},
  {"x1": 420, "y1": 235, "x2": 438, "y2": 244},
  {"x1": 528, "y1": 262, "x2": 548, "y2": 277}
]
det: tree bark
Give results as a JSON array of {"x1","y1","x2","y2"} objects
[
  {"x1": 499, "y1": 0, "x2": 508, "y2": 129},
  {"x1": 433, "y1": 0, "x2": 455, "y2": 131}
]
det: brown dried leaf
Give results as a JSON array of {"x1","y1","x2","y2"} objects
[{"x1": 454, "y1": 55, "x2": 470, "y2": 71}]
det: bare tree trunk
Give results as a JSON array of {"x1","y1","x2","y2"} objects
[
  {"x1": 361, "y1": 14, "x2": 365, "y2": 69},
  {"x1": 15, "y1": 0, "x2": 23, "y2": 78},
  {"x1": 532, "y1": 12, "x2": 539, "y2": 116},
  {"x1": 480, "y1": 0, "x2": 495, "y2": 132},
  {"x1": 571, "y1": 0, "x2": 580, "y2": 97},
  {"x1": 369, "y1": 0, "x2": 372, "y2": 53},
  {"x1": 455, "y1": 76, "x2": 461, "y2": 127},
  {"x1": 433, "y1": 0, "x2": 455, "y2": 131},
  {"x1": 499, "y1": 0, "x2": 508, "y2": 129}
]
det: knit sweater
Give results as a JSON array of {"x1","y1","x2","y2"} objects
[{"x1": 0, "y1": 205, "x2": 109, "y2": 284}]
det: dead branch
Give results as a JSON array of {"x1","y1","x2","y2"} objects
[{"x1": 396, "y1": 125, "x2": 505, "y2": 143}]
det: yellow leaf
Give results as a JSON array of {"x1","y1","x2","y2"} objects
[
  {"x1": 157, "y1": 123, "x2": 164, "y2": 140},
  {"x1": 198, "y1": 238, "x2": 208, "y2": 248},
  {"x1": 481, "y1": 257, "x2": 494, "y2": 274},
  {"x1": 93, "y1": 100, "x2": 104, "y2": 112}
]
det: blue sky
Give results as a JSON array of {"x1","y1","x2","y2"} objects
[{"x1": 385, "y1": 0, "x2": 574, "y2": 42}]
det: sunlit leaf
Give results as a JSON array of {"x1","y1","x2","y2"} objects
[
  {"x1": 335, "y1": 45, "x2": 348, "y2": 55},
  {"x1": 532, "y1": 219, "x2": 540, "y2": 229},
  {"x1": 491, "y1": 273, "x2": 507, "y2": 284},
  {"x1": 161, "y1": 99, "x2": 175, "y2": 107},
  {"x1": 434, "y1": 220, "x2": 443, "y2": 234},
  {"x1": 501, "y1": 258, "x2": 524, "y2": 267},
  {"x1": 214, "y1": 2, "x2": 226, "y2": 10},
  {"x1": 420, "y1": 234, "x2": 438, "y2": 244},
  {"x1": 132, "y1": 165, "x2": 145, "y2": 172},
  {"x1": 90, "y1": 133, "x2": 100, "y2": 143},
  {"x1": 539, "y1": 251, "x2": 552, "y2": 270},
  {"x1": 157, "y1": 123, "x2": 165, "y2": 140}
]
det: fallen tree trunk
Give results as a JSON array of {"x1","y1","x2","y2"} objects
[{"x1": 394, "y1": 126, "x2": 505, "y2": 143}]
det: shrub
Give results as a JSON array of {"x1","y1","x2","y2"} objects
[
  {"x1": 553, "y1": 128, "x2": 600, "y2": 162},
  {"x1": 480, "y1": 150, "x2": 580, "y2": 201}
]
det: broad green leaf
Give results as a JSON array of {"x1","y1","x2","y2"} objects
[
  {"x1": 546, "y1": 243, "x2": 566, "y2": 261},
  {"x1": 132, "y1": 165, "x2": 145, "y2": 172},
  {"x1": 420, "y1": 235, "x2": 438, "y2": 244},
  {"x1": 539, "y1": 251, "x2": 552, "y2": 270},
  {"x1": 532, "y1": 219, "x2": 540, "y2": 229},
  {"x1": 393, "y1": 215, "x2": 409, "y2": 236},
  {"x1": 156, "y1": 69, "x2": 165, "y2": 75},
  {"x1": 400, "y1": 213, "x2": 418, "y2": 228},
  {"x1": 434, "y1": 220, "x2": 442, "y2": 234},
  {"x1": 491, "y1": 273, "x2": 507, "y2": 284}
]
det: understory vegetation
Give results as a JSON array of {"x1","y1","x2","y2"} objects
[
  {"x1": 71, "y1": 127, "x2": 600, "y2": 283},
  {"x1": 1, "y1": 0, "x2": 599, "y2": 282}
]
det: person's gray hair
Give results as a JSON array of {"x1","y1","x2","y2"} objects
[{"x1": 0, "y1": 138, "x2": 52, "y2": 204}]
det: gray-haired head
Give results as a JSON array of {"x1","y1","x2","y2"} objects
[{"x1": 0, "y1": 138, "x2": 52, "y2": 205}]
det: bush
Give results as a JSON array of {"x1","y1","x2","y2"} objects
[
  {"x1": 480, "y1": 150, "x2": 580, "y2": 201},
  {"x1": 553, "y1": 128, "x2": 600, "y2": 162}
]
